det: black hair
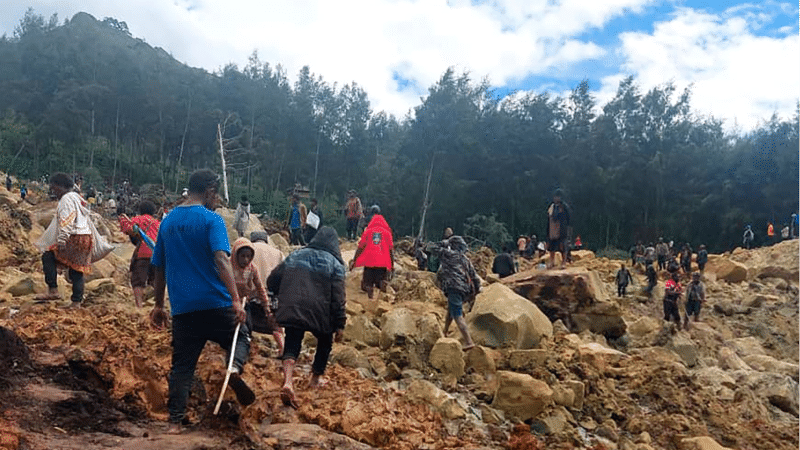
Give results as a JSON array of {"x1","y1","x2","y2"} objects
[
  {"x1": 49, "y1": 172, "x2": 73, "y2": 190},
  {"x1": 188, "y1": 169, "x2": 219, "y2": 194},
  {"x1": 310, "y1": 198, "x2": 318, "y2": 204},
  {"x1": 139, "y1": 200, "x2": 157, "y2": 216},
  {"x1": 240, "y1": 195, "x2": 248, "y2": 203}
]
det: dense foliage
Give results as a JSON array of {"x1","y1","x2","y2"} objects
[{"x1": 1, "y1": 9, "x2": 797, "y2": 252}]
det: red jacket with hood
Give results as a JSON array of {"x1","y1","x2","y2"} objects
[{"x1": 354, "y1": 214, "x2": 393, "y2": 270}]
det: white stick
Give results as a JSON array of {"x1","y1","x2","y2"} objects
[{"x1": 213, "y1": 298, "x2": 245, "y2": 415}]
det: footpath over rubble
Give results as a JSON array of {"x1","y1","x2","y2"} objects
[{"x1": 0, "y1": 188, "x2": 797, "y2": 450}]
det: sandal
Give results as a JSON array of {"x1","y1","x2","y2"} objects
[{"x1": 280, "y1": 385, "x2": 299, "y2": 409}]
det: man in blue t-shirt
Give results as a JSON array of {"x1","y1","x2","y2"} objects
[
  {"x1": 149, "y1": 169, "x2": 254, "y2": 433},
  {"x1": 287, "y1": 194, "x2": 307, "y2": 246}
]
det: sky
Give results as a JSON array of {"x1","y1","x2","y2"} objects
[{"x1": 0, "y1": 0, "x2": 797, "y2": 132}]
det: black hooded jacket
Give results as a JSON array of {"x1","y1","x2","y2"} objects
[{"x1": 268, "y1": 226, "x2": 346, "y2": 334}]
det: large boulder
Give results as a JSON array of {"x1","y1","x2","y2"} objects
[
  {"x1": 669, "y1": 334, "x2": 698, "y2": 367},
  {"x1": 732, "y1": 370, "x2": 799, "y2": 415},
  {"x1": 216, "y1": 206, "x2": 266, "y2": 244},
  {"x1": 405, "y1": 379, "x2": 466, "y2": 420},
  {"x1": 379, "y1": 308, "x2": 417, "y2": 349},
  {"x1": 679, "y1": 436, "x2": 733, "y2": 450},
  {"x1": 2, "y1": 276, "x2": 35, "y2": 297},
  {"x1": 705, "y1": 258, "x2": 748, "y2": 283},
  {"x1": 742, "y1": 354, "x2": 800, "y2": 381},
  {"x1": 491, "y1": 371, "x2": 553, "y2": 421},
  {"x1": 344, "y1": 315, "x2": 381, "y2": 347},
  {"x1": 429, "y1": 338, "x2": 465, "y2": 380},
  {"x1": 259, "y1": 423, "x2": 377, "y2": 450},
  {"x1": 466, "y1": 283, "x2": 552, "y2": 349},
  {"x1": 269, "y1": 233, "x2": 291, "y2": 255},
  {"x1": 503, "y1": 268, "x2": 626, "y2": 338}
]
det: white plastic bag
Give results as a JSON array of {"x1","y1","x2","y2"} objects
[{"x1": 306, "y1": 211, "x2": 320, "y2": 230}]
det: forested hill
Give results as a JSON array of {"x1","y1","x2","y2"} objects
[{"x1": 0, "y1": 9, "x2": 798, "y2": 253}]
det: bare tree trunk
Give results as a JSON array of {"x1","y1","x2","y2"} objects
[
  {"x1": 175, "y1": 93, "x2": 192, "y2": 193},
  {"x1": 312, "y1": 130, "x2": 321, "y2": 194},
  {"x1": 417, "y1": 153, "x2": 436, "y2": 241},
  {"x1": 112, "y1": 101, "x2": 120, "y2": 191},
  {"x1": 218, "y1": 124, "x2": 230, "y2": 204}
]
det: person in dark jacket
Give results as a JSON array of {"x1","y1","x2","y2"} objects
[
  {"x1": 645, "y1": 262, "x2": 658, "y2": 297},
  {"x1": 546, "y1": 189, "x2": 571, "y2": 269},
  {"x1": 492, "y1": 246, "x2": 516, "y2": 278},
  {"x1": 696, "y1": 245, "x2": 708, "y2": 272},
  {"x1": 267, "y1": 226, "x2": 346, "y2": 409},
  {"x1": 426, "y1": 235, "x2": 480, "y2": 350},
  {"x1": 615, "y1": 263, "x2": 633, "y2": 297}
]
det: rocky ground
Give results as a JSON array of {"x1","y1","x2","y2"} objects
[{"x1": 0, "y1": 184, "x2": 797, "y2": 450}]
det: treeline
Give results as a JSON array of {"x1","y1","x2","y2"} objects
[{"x1": 0, "y1": 9, "x2": 797, "y2": 252}]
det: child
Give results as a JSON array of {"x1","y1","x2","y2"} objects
[
  {"x1": 615, "y1": 263, "x2": 633, "y2": 297},
  {"x1": 231, "y1": 238, "x2": 284, "y2": 354},
  {"x1": 663, "y1": 272, "x2": 683, "y2": 328},
  {"x1": 684, "y1": 272, "x2": 705, "y2": 329}
]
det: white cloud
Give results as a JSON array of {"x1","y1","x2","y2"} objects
[{"x1": 599, "y1": 7, "x2": 799, "y2": 131}]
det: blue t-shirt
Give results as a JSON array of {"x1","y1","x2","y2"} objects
[
  {"x1": 150, "y1": 205, "x2": 232, "y2": 316},
  {"x1": 289, "y1": 204, "x2": 301, "y2": 229}
]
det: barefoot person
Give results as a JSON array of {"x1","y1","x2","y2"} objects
[
  {"x1": 426, "y1": 235, "x2": 480, "y2": 350},
  {"x1": 149, "y1": 169, "x2": 254, "y2": 434},
  {"x1": 119, "y1": 200, "x2": 160, "y2": 307},
  {"x1": 546, "y1": 189, "x2": 571, "y2": 269},
  {"x1": 36, "y1": 172, "x2": 93, "y2": 307},
  {"x1": 230, "y1": 237, "x2": 284, "y2": 355},
  {"x1": 267, "y1": 226, "x2": 346, "y2": 408}
]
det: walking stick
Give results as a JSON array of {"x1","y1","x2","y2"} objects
[{"x1": 214, "y1": 297, "x2": 246, "y2": 415}]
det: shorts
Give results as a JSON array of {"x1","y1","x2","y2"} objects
[
  {"x1": 362, "y1": 267, "x2": 387, "y2": 290},
  {"x1": 130, "y1": 258, "x2": 154, "y2": 288},
  {"x1": 446, "y1": 290, "x2": 465, "y2": 318},
  {"x1": 685, "y1": 299, "x2": 701, "y2": 317},
  {"x1": 663, "y1": 298, "x2": 680, "y2": 323},
  {"x1": 548, "y1": 238, "x2": 564, "y2": 252}
]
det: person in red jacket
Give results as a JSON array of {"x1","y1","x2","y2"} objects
[
  {"x1": 119, "y1": 200, "x2": 160, "y2": 307},
  {"x1": 350, "y1": 205, "x2": 393, "y2": 299}
]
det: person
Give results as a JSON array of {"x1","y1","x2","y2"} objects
[
  {"x1": 680, "y1": 243, "x2": 693, "y2": 275},
  {"x1": 426, "y1": 235, "x2": 480, "y2": 350},
  {"x1": 574, "y1": 235, "x2": 582, "y2": 250},
  {"x1": 443, "y1": 227, "x2": 454, "y2": 239},
  {"x1": 105, "y1": 194, "x2": 117, "y2": 217},
  {"x1": 655, "y1": 238, "x2": 669, "y2": 271},
  {"x1": 684, "y1": 272, "x2": 705, "y2": 329},
  {"x1": 767, "y1": 222, "x2": 775, "y2": 245},
  {"x1": 233, "y1": 195, "x2": 250, "y2": 238},
  {"x1": 19, "y1": 184, "x2": 27, "y2": 201},
  {"x1": 644, "y1": 243, "x2": 656, "y2": 267},
  {"x1": 5, "y1": 174, "x2": 11, "y2": 191},
  {"x1": 35, "y1": 173, "x2": 94, "y2": 306},
  {"x1": 344, "y1": 190, "x2": 363, "y2": 241},
  {"x1": 304, "y1": 198, "x2": 322, "y2": 243},
  {"x1": 267, "y1": 227, "x2": 346, "y2": 409},
  {"x1": 615, "y1": 263, "x2": 633, "y2": 297},
  {"x1": 743, "y1": 225, "x2": 754, "y2": 249},
  {"x1": 287, "y1": 195, "x2": 307, "y2": 246},
  {"x1": 634, "y1": 241, "x2": 645, "y2": 266},
  {"x1": 663, "y1": 272, "x2": 683, "y2": 328},
  {"x1": 792, "y1": 214, "x2": 798, "y2": 239},
  {"x1": 545, "y1": 189, "x2": 571, "y2": 269},
  {"x1": 230, "y1": 238, "x2": 284, "y2": 355},
  {"x1": 414, "y1": 238, "x2": 428, "y2": 270},
  {"x1": 351, "y1": 205, "x2": 393, "y2": 299},
  {"x1": 249, "y1": 231, "x2": 285, "y2": 287},
  {"x1": 666, "y1": 255, "x2": 681, "y2": 277},
  {"x1": 696, "y1": 245, "x2": 708, "y2": 272},
  {"x1": 644, "y1": 262, "x2": 658, "y2": 297},
  {"x1": 492, "y1": 246, "x2": 517, "y2": 278},
  {"x1": 523, "y1": 234, "x2": 537, "y2": 259},
  {"x1": 781, "y1": 224, "x2": 789, "y2": 240},
  {"x1": 119, "y1": 200, "x2": 161, "y2": 308},
  {"x1": 517, "y1": 235, "x2": 527, "y2": 255},
  {"x1": 629, "y1": 244, "x2": 637, "y2": 266},
  {"x1": 149, "y1": 169, "x2": 254, "y2": 434}
]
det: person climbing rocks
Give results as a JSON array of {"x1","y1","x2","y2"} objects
[
  {"x1": 119, "y1": 200, "x2": 161, "y2": 308},
  {"x1": 233, "y1": 195, "x2": 250, "y2": 238},
  {"x1": 615, "y1": 263, "x2": 633, "y2": 297},
  {"x1": 645, "y1": 262, "x2": 658, "y2": 297},
  {"x1": 684, "y1": 272, "x2": 705, "y2": 329},
  {"x1": 546, "y1": 189, "x2": 571, "y2": 269},
  {"x1": 267, "y1": 227, "x2": 346, "y2": 409},
  {"x1": 656, "y1": 238, "x2": 669, "y2": 271},
  {"x1": 743, "y1": 225, "x2": 754, "y2": 249},
  {"x1": 35, "y1": 173, "x2": 94, "y2": 307},
  {"x1": 303, "y1": 198, "x2": 322, "y2": 243},
  {"x1": 426, "y1": 235, "x2": 480, "y2": 350},
  {"x1": 644, "y1": 243, "x2": 656, "y2": 267},
  {"x1": 414, "y1": 237, "x2": 428, "y2": 270},
  {"x1": 680, "y1": 243, "x2": 693, "y2": 276},
  {"x1": 350, "y1": 205, "x2": 394, "y2": 299},
  {"x1": 696, "y1": 245, "x2": 708, "y2": 272},
  {"x1": 149, "y1": 169, "x2": 255, "y2": 434},
  {"x1": 344, "y1": 190, "x2": 363, "y2": 241},
  {"x1": 663, "y1": 272, "x2": 683, "y2": 328},
  {"x1": 19, "y1": 184, "x2": 27, "y2": 201},
  {"x1": 492, "y1": 246, "x2": 517, "y2": 278},
  {"x1": 287, "y1": 194, "x2": 307, "y2": 246},
  {"x1": 230, "y1": 238, "x2": 284, "y2": 355}
]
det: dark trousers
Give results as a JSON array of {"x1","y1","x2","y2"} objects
[
  {"x1": 304, "y1": 226, "x2": 318, "y2": 244},
  {"x1": 282, "y1": 327, "x2": 333, "y2": 376},
  {"x1": 663, "y1": 299, "x2": 681, "y2": 325},
  {"x1": 42, "y1": 250, "x2": 84, "y2": 303},
  {"x1": 657, "y1": 255, "x2": 666, "y2": 271},
  {"x1": 346, "y1": 218, "x2": 359, "y2": 240},
  {"x1": 617, "y1": 283, "x2": 628, "y2": 297},
  {"x1": 290, "y1": 228, "x2": 305, "y2": 246},
  {"x1": 168, "y1": 307, "x2": 250, "y2": 424}
]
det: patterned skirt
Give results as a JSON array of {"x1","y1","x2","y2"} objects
[{"x1": 51, "y1": 234, "x2": 93, "y2": 274}]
